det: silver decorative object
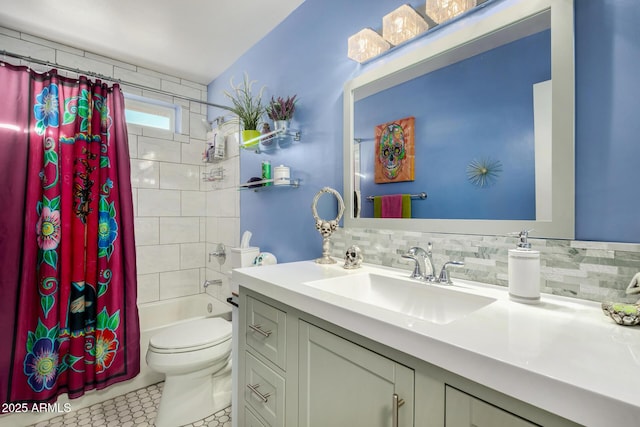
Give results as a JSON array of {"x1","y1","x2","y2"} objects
[
  {"x1": 311, "y1": 187, "x2": 345, "y2": 264},
  {"x1": 344, "y1": 245, "x2": 363, "y2": 269},
  {"x1": 466, "y1": 157, "x2": 503, "y2": 187}
]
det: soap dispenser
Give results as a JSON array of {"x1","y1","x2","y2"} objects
[{"x1": 508, "y1": 230, "x2": 540, "y2": 304}]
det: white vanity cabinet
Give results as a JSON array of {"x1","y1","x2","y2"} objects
[
  {"x1": 237, "y1": 287, "x2": 579, "y2": 427},
  {"x1": 238, "y1": 289, "x2": 420, "y2": 427},
  {"x1": 445, "y1": 386, "x2": 537, "y2": 427},
  {"x1": 298, "y1": 321, "x2": 414, "y2": 427}
]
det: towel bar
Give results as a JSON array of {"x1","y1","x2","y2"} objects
[{"x1": 366, "y1": 192, "x2": 427, "y2": 202}]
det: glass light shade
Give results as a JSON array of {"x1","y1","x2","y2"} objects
[
  {"x1": 347, "y1": 28, "x2": 391, "y2": 63},
  {"x1": 382, "y1": 4, "x2": 429, "y2": 46},
  {"x1": 425, "y1": 0, "x2": 477, "y2": 24}
]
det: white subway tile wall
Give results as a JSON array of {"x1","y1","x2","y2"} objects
[
  {"x1": 159, "y1": 162, "x2": 200, "y2": 190},
  {"x1": 134, "y1": 217, "x2": 160, "y2": 246},
  {"x1": 181, "y1": 242, "x2": 207, "y2": 269},
  {"x1": 0, "y1": 26, "x2": 240, "y2": 307},
  {"x1": 138, "y1": 189, "x2": 182, "y2": 217},
  {"x1": 159, "y1": 269, "x2": 201, "y2": 299},
  {"x1": 159, "y1": 217, "x2": 201, "y2": 244},
  {"x1": 136, "y1": 244, "x2": 181, "y2": 275},
  {"x1": 182, "y1": 191, "x2": 207, "y2": 216},
  {"x1": 137, "y1": 273, "x2": 161, "y2": 304},
  {"x1": 130, "y1": 159, "x2": 159, "y2": 188}
]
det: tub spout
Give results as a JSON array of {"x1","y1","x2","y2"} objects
[{"x1": 203, "y1": 279, "x2": 223, "y2": 288}]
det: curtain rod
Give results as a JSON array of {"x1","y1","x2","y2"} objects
[{"x1": 0, "y1": 49, "x2": 230, "y2": 110}]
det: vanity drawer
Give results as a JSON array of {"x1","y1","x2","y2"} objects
[
  {"x1": 245, "y1": 406, "x2": 268, "y2": 427},
  {"x1": 245, "y1": 351, "x2": 285, "y2": 427},
  {"x1": 246, "y1": 296, "x2": 286, "y2": 369}
]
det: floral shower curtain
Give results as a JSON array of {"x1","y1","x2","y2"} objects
[{"x1": 0, "y1": 63, "x2": 139, "y2": 404}]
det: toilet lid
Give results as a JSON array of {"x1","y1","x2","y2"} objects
[{"x1": 149, "y1": 317, "x2": 231, "y2": 351}]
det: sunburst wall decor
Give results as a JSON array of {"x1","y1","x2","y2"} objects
[{"x1": 466, "y1": 157, "x2": 503, "y2": 187}]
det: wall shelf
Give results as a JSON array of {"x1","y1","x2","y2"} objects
[
  {"x1": 238, "y1": 178, "x2": 300, "y2": 192},
  {"x1": 240, "y1": 128, "x2": 301, "y2": 154}
]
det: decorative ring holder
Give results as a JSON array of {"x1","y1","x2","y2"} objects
[{"x1": 311, "y1": 187, "x2": 345, "y2": 264}]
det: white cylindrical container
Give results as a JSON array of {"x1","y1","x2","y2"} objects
[
  {"x1": 508, "y1": 248, "x2": 540, "y2": 303},
  {"x1": 273, "y1": 164, "x2": 290, "y2": 185}
]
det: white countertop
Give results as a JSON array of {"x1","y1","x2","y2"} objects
[{"x1": 232, "y1": 260, "x2": 640, "y2": 427}]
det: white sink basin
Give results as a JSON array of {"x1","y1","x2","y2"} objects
[{"x1": 304, "y1": 273, "x2": 496, "y2": 325}]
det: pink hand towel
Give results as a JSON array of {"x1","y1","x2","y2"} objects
[{"x1": 381, "y1": 194, "x2": 403, "y2": 218}]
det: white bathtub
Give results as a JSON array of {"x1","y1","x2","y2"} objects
[
  {"x1": 140, "y1": 292, "x2": 232, "y2": 332},
  {"x1": 1, "y1": 293, "x2": 232, "y2": 427}
]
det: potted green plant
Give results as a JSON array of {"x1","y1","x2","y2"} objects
[
  {"x1": 266, "y1": 95, "x2": 297, "y2": 134},
  {"x1": 223, "y1": 73, "x2": 265, "y2": 147}
]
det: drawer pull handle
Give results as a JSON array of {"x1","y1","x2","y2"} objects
[
  {"x1": 392, "y1": 393, "x2": 405, "y2": 427},
  {"x1": 247, "y1": 383, "x2": 271, "y2": 403},
  {"x1": 249, "y1": 324, "x2": 272, "y2": 337}
]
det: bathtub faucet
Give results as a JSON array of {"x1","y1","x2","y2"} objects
[
  {"x1": 203, "y1": 279, "x2": 223, "y2": 288},
  {"x1": 208, "y1": 243, "x2": 226, "y2": 265}
]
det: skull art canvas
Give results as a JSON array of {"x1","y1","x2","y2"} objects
[{"x1": 374, "y1": 116, "x2": 415, "y2": 183}]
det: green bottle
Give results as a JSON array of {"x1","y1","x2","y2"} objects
[{"x1": 261, "y1": 160, "x2": 272, "y2": 186}]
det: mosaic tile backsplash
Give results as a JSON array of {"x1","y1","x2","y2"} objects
[{"x1": 331, "y1": 228, "x2": 640, "y2": 304}]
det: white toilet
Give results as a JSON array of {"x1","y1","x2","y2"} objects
[{"x1": 146, "y1": 317, "x2": 232, "y2": 427}]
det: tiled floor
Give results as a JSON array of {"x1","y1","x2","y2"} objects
[{"x1": 29, "y1": 382, "x2": 232, "y2": 427}]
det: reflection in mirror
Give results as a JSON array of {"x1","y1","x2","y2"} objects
[
  {"x1": 355, "y1": 29, "x2": 550, "y2": 221},
  {"x1": 343, "y1": 0, "x2": 574, "y2": 238}
]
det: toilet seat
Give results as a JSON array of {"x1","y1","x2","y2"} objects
[{"x1": 149, "y1": 317, "x2": 232, "y2": 354}]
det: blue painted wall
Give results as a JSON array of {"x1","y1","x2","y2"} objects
[
  {"x1": 208, "y1": 0, "x2": 640, "y2": 261},
  {"x1": 575, "y1": 0, "x2": 640, "y2": 243},
  {"x1": 356, "y1": 30, "x2": 549, "y2": 220}
]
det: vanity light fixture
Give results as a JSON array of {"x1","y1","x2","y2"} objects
[
  {"x1": 348, "y1": 1, "x2": 482, "y2": 63},
  {"x1": 425, "y1": 0, "x2": 477, "y2": 24},
  {"x1": 382, "y1": 4, "x2": 429, "y2": 46},
  {"x1": 347, "y1": 28, "x2": 391, "y2": 63}
]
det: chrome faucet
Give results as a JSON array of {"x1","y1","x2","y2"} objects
[
  {"x1": 402, "y1": 243, "x2": 435, "y2": 281},
  {"x1": 402, "y1": 243, "x2": 464, "y2": 284},
  {"x1": 437, "y1": 261, "x2": 465, "y2": 284}
]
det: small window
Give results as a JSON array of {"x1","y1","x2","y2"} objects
[{"x1": 124, "y1": 93, "x2": 182, "y2": 133}]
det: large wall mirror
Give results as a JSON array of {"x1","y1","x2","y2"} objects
[{"x1": 343, "y1": 0, "x2": 574, "y2": 238}]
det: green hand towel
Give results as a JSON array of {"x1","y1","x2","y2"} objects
[
  {"x1": 374, "y1": 196, "x2": 382, "y2": 218},
  {"x1": 402, "y1": 194, "x2": 412, "y2": 218}
]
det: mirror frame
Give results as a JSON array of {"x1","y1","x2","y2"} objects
[{"x1": 343, "y1": 0, "x2": 574, "y2": 239}]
